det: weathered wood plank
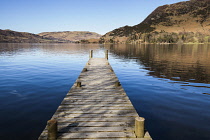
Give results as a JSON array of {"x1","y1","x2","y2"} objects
[
  {"x1": 58, "y1": 106, "x2": 134, "y2": 110},
  {"x1": 66, "y1": 94, "x2": 128, "y2": 97},
  {"x1": 55, "y1": 110, "x2": 137, "y2": 114},
  {"x1": 55, "y1": 117, "x2": 136, "y2": 122},
  {"x1": 61, "y1": 132, "x2": 136, "y2": 138},
  {"x1": 53, "y1": 113, "x2": 139, "y2": 118},
  {"x1": 65, "y1": 94, "x2": 130, "y2": 98},
  {"x1": 63, "y1": 97, "x2": 130, "y2": 100},
  {"x1": 42, "y1": 126, "x2": 134, "y2": 133},
  {"x1": 59, "y1": 104, "x2": 133, "y2": 107},
  {"x1": 60, "y1": 102, "x2": 132, "y2": 105},
  {"x1": 68, "y1": 90, "x2": 125, "y2": 94},
  {"x1": 39, "y1": 138, "x2": 151, "y2": 140},
  {"x1": 39, "y1": 137, "x2": 151, "y2": 140},
  {"x1": 66, "y1": 94, "x2": 127, "y2": 96},
  {"x1": 40, "y1": 132, "x2": 136, "y2": 139},
  {"x1": 62, "y1": 99, "x2": 131, "y2": 103},
  {"x1": 44, "y1": 122, "x2": 135, "y2": 127},
  {"x1": 68, "y1": 89, "x2": 125, "y2": 92}
]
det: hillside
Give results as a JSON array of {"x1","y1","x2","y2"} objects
[
  {"x1": 0, "y1": 30, "x2": 102, "y2": 43},
  {"x1": 100, "y1": 0, "x2": 210, "y2": 44},
  {"x1": 0, "y1": 29, "x2": 69, "y2": 43},
  {"x1": 38, "y1": 31, "x2": 102, "y2": 42}
]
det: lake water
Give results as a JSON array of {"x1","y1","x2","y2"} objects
[{"x1": 0, "y1": 43, "x2": 210, "y2": 140}]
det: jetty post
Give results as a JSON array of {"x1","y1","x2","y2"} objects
[
  {"x1": 47, "y1": 119, "x2": 57, "y2": 140},
  {"x1": 105, "y1": 50, "x2": 108, "y2": 59},
  {"x1": 89, "y1": 50, "x2": 93, "y2": 59},
  {"x1": 135, "y1": 117, "x2": 145, "y2": 138},
  {"x1": 76, "y1": 81, "x2": 81, "y2": 87}
]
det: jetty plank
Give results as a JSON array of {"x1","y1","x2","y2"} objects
[
  {"x1": 42, "y1": 126, "x2": 134, "y2": 133},
  {"x1": 52, "y1": 113, "x2": 139, "y2": 118},
  {"x1": 55, "y1": 117, "x2": 138, "y2": 122},
  {"x1": 39, "y1": 55, "x2": 152, "y2": 140}
]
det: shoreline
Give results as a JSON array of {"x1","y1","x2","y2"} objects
[{"x1": 0, "y1": 42, "x2": 210, "y2": 45}]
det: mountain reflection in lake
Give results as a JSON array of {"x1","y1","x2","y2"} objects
[
  {"x1": 109, "y1": 44, "x2": 210, "y2": 84},
  {"x1": 0, "y1": 43, "x2": 210, "y2": 140},
  {"x1": 108, "y1": 44, "x2": 210, "y2": 140}
]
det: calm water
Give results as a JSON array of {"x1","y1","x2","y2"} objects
[{"x1": 0, "y1": 43, "x2": 210, "y2": 140}]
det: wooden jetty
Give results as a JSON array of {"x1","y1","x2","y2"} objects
[{"x1": 39, "y1": 50, "x2": 152, "y2": 140}]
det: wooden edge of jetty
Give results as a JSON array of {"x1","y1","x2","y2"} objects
[{"x1": 39, "y1": 50, "x2": 152, "y2": 140}]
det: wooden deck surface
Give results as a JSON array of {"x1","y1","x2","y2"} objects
[{"x1": 39, "y1": 57, "x2": 152, "y2": 140}]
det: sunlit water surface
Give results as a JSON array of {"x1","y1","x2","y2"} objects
[{"x1": 0, "y1": 43, "x2": 210, "y2": 140}]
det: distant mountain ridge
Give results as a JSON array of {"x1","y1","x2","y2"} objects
[
  {"x1": 0, "y1": 29, "x2": 65, "y2": 43},
  {"x1": 0, "y1": 30, "x2": 101, "y2": 43},
  {"x1": 100, "y1": 0, "x2": 210, "y2": 44},
  {"x1": 38, "y1": 31, "x2": 102, "y2": 42}
]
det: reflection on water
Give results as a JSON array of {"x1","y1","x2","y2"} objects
[
  {"x1": 0, "y1": 43, "x2": 105, "y2": 56},
  {"x1": 107, "y1": 44, "x2": 210, "y2": 140},
  {"x1": 110, "y1": 44, "x2": 210, "y2": 84},
  {"x1": 0, "y1": 43, "x2": 210, "y2": 140}
]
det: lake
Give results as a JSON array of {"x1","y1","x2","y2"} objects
[{"x1": 0, "y1": 43, "x2": 210, "y2": 140}]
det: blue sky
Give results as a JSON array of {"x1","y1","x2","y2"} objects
[{"x1": 0, "y1": 0, "x2": 185, "y2": 35}]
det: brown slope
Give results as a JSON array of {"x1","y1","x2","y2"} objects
[
  {"x1": 140, "y1": 0, "x2": 210, "y2": 33},
  {"x1": 0, "y1": 29, "x2": 68, "y2": 43},
  {"x1": 38, "y1": 31, "x2": 102, "y2": 42},
  {"x1": 101, "y1": 0, "x2": 210, "y2": 43}
]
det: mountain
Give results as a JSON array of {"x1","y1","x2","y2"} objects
[
  {"x1": 0, "y1": 29, "x2": 69, "y2": 43},
  {"x1": 0, "y1": 30, "x2": 101, "y2": 43},
  {"x1": 38, "y1": 31, "x2": 102, "y2": 42},
  {"x1": 100, "y1": 0, "x2": 210, "y2": 44}
]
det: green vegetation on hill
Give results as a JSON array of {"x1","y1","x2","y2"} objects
[{"x1": 123, "y1": 31, "x2": 210, "y2": 44}]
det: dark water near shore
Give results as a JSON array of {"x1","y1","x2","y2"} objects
[{"x1": 0, "y1": 43, "x2": 210, "y2": 140}]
